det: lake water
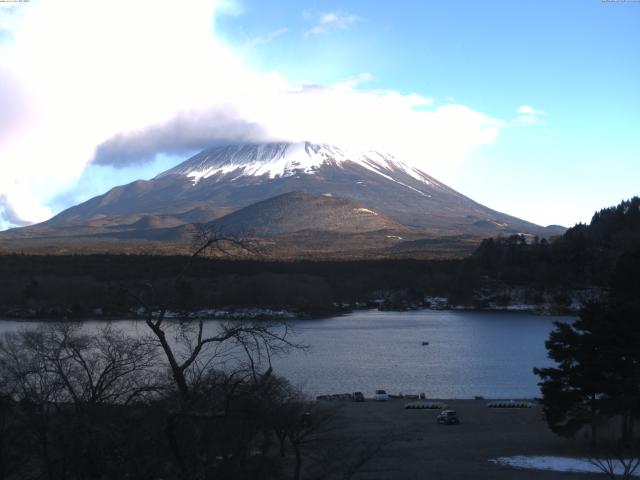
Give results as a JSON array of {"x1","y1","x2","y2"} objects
[{"x1": 0, "y1": 309, "x2": 569, "y2": 399}]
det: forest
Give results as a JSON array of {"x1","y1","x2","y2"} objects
[{"x1": 0, "y1": 197, "x2": 638, "y2": 319}]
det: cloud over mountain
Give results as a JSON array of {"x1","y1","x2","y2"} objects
[
  {"x1": 92, "y1": 79, "x2": 502, "y2": 170},
  {"x1": 92, "y1": 108, "x2": 272, "y2": 168},
  {"x1": 0, "y1": 0, "x2": 503, "y2": 229}
]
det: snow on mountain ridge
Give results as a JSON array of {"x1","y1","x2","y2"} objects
[{"x1": 156, "y1": 142, "x2": 439, "y2": 189}]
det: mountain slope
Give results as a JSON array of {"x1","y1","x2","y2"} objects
[
  {"x1": 41, "y1": 142, "x2": 559, "y2": 238},
  {"x1": 209, "y1": 191, "x2": 409, "y2": 237}
]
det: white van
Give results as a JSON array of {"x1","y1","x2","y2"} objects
[{"x1": 374, "y1": 389, "x2": 390, "y2": 401}]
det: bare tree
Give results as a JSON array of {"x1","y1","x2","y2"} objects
[
  {"x1": 130, "y1": 227, "x2": 301, "y2": 403},
  {"x1": 0, "y1": 228, "x2": 319, "y2": 479},
  {"x1": 276, "y1": 397, "x2": 391, "y2": 480},
  {"x1": 589, "y1": 442, "x2": 640, "y2": 480},
  {"x1": 0, "y1": 327, "x2": 68, "y2": 480},
  {"x1": 281, "y1": 399, "x2": 339, "y2": 480},
  {"x1": 0, "y1": 323, "x2": 162, "y2": 480},
  {"x1": 116, "y1": 227, "x2": 308, "y2": 480},
  {"x1": 38, "y1": 323, "x2": 159, "y2": 407},
  {"x1": 1, "y1": 323, "x2": 159, "y2": 408}
]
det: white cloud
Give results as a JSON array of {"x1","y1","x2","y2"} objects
[
  {"x1": 0, "y1": 4, "x2": 25, "y2": 38},
  {"x1": 515, "y1": 105, "x2": 547, "y2": 124},
  {"x1": 92, "y1": 82, "x2": 500, "y2": 174},
  {"x1": 0, "y1": 0, "x2": 234, "y2": 226},
  {"x1": 517, "y1": 105, "x2": 545, "y2": 115},
  {"x1": 243, "y1": 27, "x2": 288, "y2": 48},
  {"x1": 332, "y1": 72, "x2": 376, "y2": 89},
  {"x1": 216, "y1": 0, "x2": 244, "y2": 17},
  {"x1": 304, "y1": 10, "x2": 360, "y2": 36},
  {"x1": 0, "y1": 0, "x2": 503, "y2": 229}
]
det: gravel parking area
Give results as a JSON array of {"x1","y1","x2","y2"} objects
[{"x1": 332, "y1": 399, "x2": 596, "y2": 479}]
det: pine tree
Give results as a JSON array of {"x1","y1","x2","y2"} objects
[{"x1": 535, "y1": 248, "x2": 640, "y2": 445}]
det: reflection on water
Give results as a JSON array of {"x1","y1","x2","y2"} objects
[
  {"x1": 273, "y1": 309, "x2": 566, "y2": 398},
  {"x1": 0, "y1": 309, "x2": 569, "y2": 399}
]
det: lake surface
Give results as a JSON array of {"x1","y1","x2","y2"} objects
[{"x1": 0, "y1": 309, "x2": 570, "y2": 399}]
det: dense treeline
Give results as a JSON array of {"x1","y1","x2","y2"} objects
[
  {"x1": 0, "y1": 197, "x2": 638, "y2": 317},
  {"x1": 0, "y1": 256, "x2": 461, "y2": 318},
  {"x1": 467, "y1": 196, "x2": 640, "y2": 289}
]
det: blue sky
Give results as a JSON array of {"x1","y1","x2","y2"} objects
[
  {"x1": 214, "y1": 0, "x2": 640, "y2": 226},
  {"x1": 0, "y1": 0, "x2": 638, "y2": 229}
]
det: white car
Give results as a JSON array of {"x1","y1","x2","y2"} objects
[{"x1": 374, "y1": 389, "x2": 390, "y2": 401}]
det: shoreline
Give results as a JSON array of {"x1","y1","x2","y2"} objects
[
  {"x1": 0, "y1": 303, "x2": 579, "y2": 322},
  {"x1": 317, "y1": 396, "x2": 540, "y2": 403}
]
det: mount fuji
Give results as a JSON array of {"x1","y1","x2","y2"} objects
[{"x1": 0, "y1": 142, "x2": 564, "y2": 257}]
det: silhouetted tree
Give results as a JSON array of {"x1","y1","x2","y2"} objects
[
  {"x1": 0, "y1": 323, "x2": 161, "y2": 480},
  {"x1": 128, "y1": 228, "x2": 299, "y2": 402},
  {"x1": 534, "y1": 302, "x2": 610, "y2": 444},
  {"x1": 535, "y1": 249, "x2": 640, "y2": 445},
  {"x1": 124, "y1": 228, "x2": 306, "y2": 479}
]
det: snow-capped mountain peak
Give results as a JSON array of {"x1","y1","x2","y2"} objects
[
  {"x1": 156, "y1": 141, "x2": 437, "y2": 188},
  {"x1": 25, "y1": 140, "x2": 558, "y2": 244}
]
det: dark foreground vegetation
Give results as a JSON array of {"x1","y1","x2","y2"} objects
[
  {"x1": 0, "y1": 197, "x2": 638, "y2": 318},
  {"x1": 0, "y1": 320, "x2": 388, "y2": 480},
  {"x1": 0, "y1": 231, "x2": 386, "y2": 480},
  {"x1": 530, "y1": 199, "x2": 640, "y2": 475},
  {"x1": 535, "y1": 245, "x2": 640, "y2": 449}
]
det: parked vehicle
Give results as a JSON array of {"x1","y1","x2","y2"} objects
[
  {"x1": 374, "y1": 389, "x2": 389, "y2": 401},
  {"x1": 436, "y1": 410, "x2": 460, "y2": 425},
  {"x1": 352, "y1": 391, "x2": 365, "y2": 402}
]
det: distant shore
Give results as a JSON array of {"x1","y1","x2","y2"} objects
[
  {"x1": 0, "y1": 306, "x2": 317, "y2": 322},
  {"x1": 0, "y1": 300, "x2": 583, "y2": 321},
  {"x1": 0, "y1": 303, "x2": 581, "y2": 322}
]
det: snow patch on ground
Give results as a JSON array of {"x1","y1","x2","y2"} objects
[
  {"x1": 490, "y1": 455, "x2": 640, "y2": 476},
  {"x1": 354, "y1": 207, "x2": 378, "y2": 215},
  {"x1": 136, "y1": 307, "x2": 297, "y2": 321}
]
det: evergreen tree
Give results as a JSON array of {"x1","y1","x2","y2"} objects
[
  {"x1": 534, "y1": 303, "x2": 608, "y2": 444},
  {"x1": 535, "y1": 248, "x2": 640, "y2": 445}
]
